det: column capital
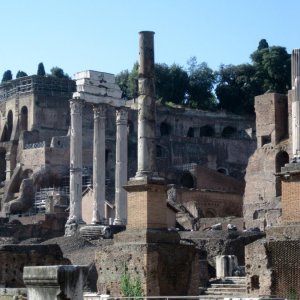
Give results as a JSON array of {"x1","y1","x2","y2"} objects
[
  {"x1": 93, "y1": 104, "x2": 107, "y2": 119},
  {"x1": 116, "y1": 107, "x2": 128, "y2": 125},
  {"x1": 70, "y1": 98, "x2": 85, "y2": 114}
]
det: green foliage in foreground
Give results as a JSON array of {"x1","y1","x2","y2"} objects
[{"x1": 120, "y1": 266, "x2": 144, "y2": 298}]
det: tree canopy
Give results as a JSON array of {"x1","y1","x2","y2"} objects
[
  {"x1": 37, "y1": 62, "x2": 46, "y2": 76},
  {"x1": 50, "y1": 67, "x2": 70, "y2": 79},
  {"x1": 16, "y1": 71, "x2": 28, "y2": 78},
  {"x1": 1, "y1": 70, "x2": 13, "y2": 83},
  {"x1": 116, "y1": 39, "x2": 291, "y2": 115}
]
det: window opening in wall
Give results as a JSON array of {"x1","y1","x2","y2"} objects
[
  {"x1": 180, "y1": 171, "x2": 194, "y2": 188},
  {"x1": 160, "y1": 122, "x2": 171, "y2": 136},
  {"x1": 20, "y1": 106, "x2": 28, "y2": 131},
  {"x1": 0, "y1": 148, "x2": 6, "y2": 182},
  {"x1": 1, "y1": 110, "x2": 13, "y2": 142},
  {"x1": 217, "y1": 167, "x2": 229, "y2": 175},
  {"x1": 187, "y1": 127, "x2": 194, "y2": 137},
  {"x1": 275, "y1": 151, "x2": 289, "y2": 196},
  {"x1": 261, "y1": 134, "x2": 271, "y2": 146},
  {"x1": 200, "y1": 125, "x2": 215, "y2": 137},
  {"x1": 251, "y1": 275, "x2": 260, "y2": 290},
  {"x1": 222, "y1": 126, "x2": 237, "y2": 138}
]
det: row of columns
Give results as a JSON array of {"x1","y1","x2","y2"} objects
[{"x1": 68, "y1": 98, "x2": 128, "y2": 226}]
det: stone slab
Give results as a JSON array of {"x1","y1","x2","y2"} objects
[
  {"x1": 72, "y1": 92, "x2": 125, "y2": 107},
  {"x1": 23, "y1": 265, "x2": 88, "y2": 300},
  {"x1": 74, "y1": 71, "x2": 115, "y2": 83},
  {"x1": 76, "y1": 84, "x2": 122, "y2": 99},
  {"x1": 75, "y1": 78, "x2": 119, "y2": 90}
]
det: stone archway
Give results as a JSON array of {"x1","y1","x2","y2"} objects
[
  {"x1": 200, "y1": 125, "x2": 215, "y2": 137},
  {"x1": 1, "y1": 110, "x2": 13, "y2": 142},
  {"x1": 275, "y1": 151, "x2": 289, "y2": 196},
  {"x1": 20, "y1": 106, "x2": 28, "y2": 131}
]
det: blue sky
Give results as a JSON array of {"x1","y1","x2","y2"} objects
[{"x1": 0, "y1": 0, "x2": 299, "y2": 78}]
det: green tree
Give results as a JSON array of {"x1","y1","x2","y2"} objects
[
  {"x1": 127, "y1": 62, "x2": 139, "y2": 99},
  {"x1": 155, "y1": 63, "x2": 189, "y2": 105},
  {"x1": 1, "y1": 70, "x2": 12, "y2": 82},
  {"x1": 50, "y1": 67, "x2": 70, "y2": 79},
  {"x1": 16, "y1": 70, "x2": 28, "y2": 78},
  {"x1": 251, "y1": 39, "x2": 291, "y2": 93},
  {"x1": 186, "y1": 57, "x2": 217, "y2": 110},
  {"x1": 115, "y1": 69, "x2": 129, "y2": 99},
  {"x1": 37, "y1": 62, "x2": 46, "y2": 76},
  {"x1": 215, "y1": 64, "x2": 261, "y2": 114}
]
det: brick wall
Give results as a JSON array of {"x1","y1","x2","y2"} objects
[{"x1": 282, "y1": 175, "x2": 300, "y2": 223}]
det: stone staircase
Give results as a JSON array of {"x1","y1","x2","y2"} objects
[{"x1": 204, "y1": 276, "x2": 247, "y2": 297}]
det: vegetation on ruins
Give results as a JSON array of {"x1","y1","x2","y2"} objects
[
  {"x1": 116, "y1": 39, "x2": 291, "y2": 115},
  {"x1": 16, "y1": 71, "x2": 28, "y2": 78},
  {"x1": 1, "y1": 70, "x2": 13, "y2": 82},
  {"x1": 37, "y1": 62, "x2": 46, "y2": 76},
  {"x1": 50, "y1": 66, "x2": 71, "y2": 79},
  {"x1": 120, "y1": 266, "x2": 144, "y2": 298}
]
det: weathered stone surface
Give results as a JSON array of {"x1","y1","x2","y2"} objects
[
  {"x1": 0, "y1": 244, "x2": 70, "y2": 288},
  {"x1": 23, "y1": 265, "x2": 88, "y2": 300},
  {"x1": 245, "y1": 239, "x2": 300, "y2": 298},
  {"x1": 95, "y1": 241, "x2": 200, "y2": 296},
  {"x1": 114, "y1": 108, "x2": 128, "y2": 225},
  {"x1": 92, "y1": 105, "x2": 106, "y2": 224}
]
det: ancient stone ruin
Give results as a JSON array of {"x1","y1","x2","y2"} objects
[{"x1": 0, "y1": 31, "x2": 299, "y2": 300}]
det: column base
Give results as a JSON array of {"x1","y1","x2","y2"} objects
[{"x1": 124, "y1": 177, "x2": 168, "y2": 229}]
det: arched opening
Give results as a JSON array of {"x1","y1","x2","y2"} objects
[
  {"x1": 275, "y1": 151, "x2": 289, "y2": 196},
  {"x1": 205, "y1": 208, "x2": 217, "y2": 218},
  {"x1": 180, "y1": 171, "x2": 195, "y2": 189},
  {"x1": 20, "y1": 106, "x2": 28, "y2": 131},
  {"x1": 222, "y1": 126, "x2": 237, "y2": 138},
  {"x1": 187, "y1": 127, "x2": 194, "y2": 138},
  {"x1": 217, "y1": 167, "x2": 229, "y2": 175},
  {"x1": 0, "y1": 148, "x2": 6, "y2": 182},
  {"x1": 1, "y1": 110, "x2": 13, "y2": 142},
  {"x1": 200, "y1": 125, "x2": 215, "y2": 137},
  {"x1": 160, "y1": 122, "x2": 171, "y2": 136}
]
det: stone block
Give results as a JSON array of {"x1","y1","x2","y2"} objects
[
  {"x1": 72, "y1": 92, "x2": 125, "y2": 107},
  {"x1": 74, "y1": 71, "x2": 115, "y2": 83},
  {"x1": 23, "y1": 265, "x2": 88, "y2": 300},
  {"x1": 216, "y1": 255, "x2": 238, "y2": 278}
]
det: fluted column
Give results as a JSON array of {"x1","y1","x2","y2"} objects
[
  {"x1": 68, "y1": 98, "x2": 84, "y2": 224},
  {"x1": 136, "y1": 31, "x2": 157, "y2": 178},
  {"x1": 292, "y1": 49, "x2": 300, "y2": 156},
  {"x1": 114, "y1": 108, "x2": 128, "y2": 225},
  {"x1": 92, "y1": 104, "x2": 106, "y2": 224}
]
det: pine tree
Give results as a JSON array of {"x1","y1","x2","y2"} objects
[{"x1": 37, "y1": 62, "x2": 46, "y2": 76}]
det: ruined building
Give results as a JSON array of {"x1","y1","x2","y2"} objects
[{"x1": 0, "y1": 68, "x2": 255, "y2": 223}]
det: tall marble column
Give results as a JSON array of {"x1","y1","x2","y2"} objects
[
  {"x1": 68, "y1": 98, "x2": 84, "y2": 225},
  {"x1": 136, "y1": 31, "x2": 157, "y2": 178},
  {"x1": 92, "y1": 104, "x2": 106, "y2": 224},
  {"x1": 114, "y1": 108, "x2": 128, "y2": 225},
  {"x1": 292, "y1": 49, "x2": 300, "y2": 156}
]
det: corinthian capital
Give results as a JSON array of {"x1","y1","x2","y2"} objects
[
  {"x1": 116, "y1": 107, "x2": 128, "y2": 125},
  {"x1": 93, "y1": 104, "x2": 107, "y2": 120},
  {"x1": 70, "y1": 98, "x2": 84, "y2": 114}
]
